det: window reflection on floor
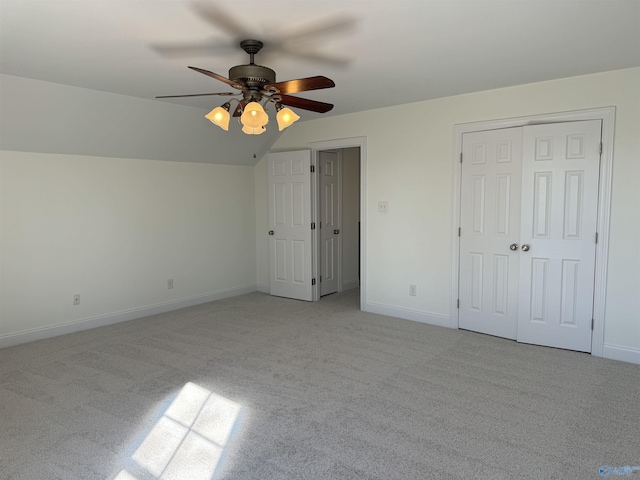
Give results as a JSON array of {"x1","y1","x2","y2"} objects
[{"x1": 115, "y1": 382, "x2": 242, "y2": 480}]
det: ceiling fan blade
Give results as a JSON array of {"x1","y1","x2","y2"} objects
[
  {"x1": 155, "y1": 92, "x2": 237, "y2": 99},
  {"x1": 278, "y1": 47, "x2": 352, "y2": 66},
  {"x1": 267, "y1": 76, "x2": 335, "y2": 94},
  {"x1": 270, "y1": 15, "x2": 355, "y2": 44},
  {"x1": 189, "y1": 1, "x2": 251, "y2": 38},
  {"x1": 188, "y1": 66, "x2": 243, "y2": 89},
  {"x1": 279, "y1": 94, "x2": 334, "y2": 113},
  {"x1": 151, "y1": 40, "x2": 236, "y2": 58}
]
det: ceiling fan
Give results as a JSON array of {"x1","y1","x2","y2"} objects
[{"x1": 156, "y1": 39, "x2": 336, "y2": 135}]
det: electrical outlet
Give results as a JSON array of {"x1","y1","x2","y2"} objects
[
  {"x1": 167, "y1": 279, "x2": 174, "y2": 289},
  {"x1": 378, "y1": 201, "x2": 389, "y2": 213},
  {"x1": 409, "y1": 284, "x2": 417, "y2": 296},
  {"x1": 73, "y1": 294, "x2": 81, "y2": 305}
]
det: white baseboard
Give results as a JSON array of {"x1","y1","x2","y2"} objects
[
  {"x1": 0, "y1": 284, "x2": 257, "y2": 348},
  {"x1": 602, "y1": 343, "x2": 640, "y2": 365},
  {"x1": 363, "y1": 301, "x2": 452, "y2": 329},
  {"x1": 361, "y1": 304, "x2": 640, "y2": 366},
  {"x1": 256, "y1": 283, "x2": 270, "y2": 293}
]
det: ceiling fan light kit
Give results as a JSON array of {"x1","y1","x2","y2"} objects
[
  {"x1": 275, "y1": 105, "x2": 300, "y2": 131},
  {"x1": 157, "y1": 39, "x2": 335, "y2": 135},
  {"x1": 240, "y1": 101, "x2": 269, "y2": 129},
  {"x1": 204, "y1": 102, "x2": 231, "y2": 130},
  {"x1": 241, "y1": 124, "x2": 266, "y2": 135}
]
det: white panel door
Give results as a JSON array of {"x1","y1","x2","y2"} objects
[
  {"x1": 459, "y1": 128, "x2": 524, "y2": 339},
  {"x1": 268, "y1": 150, "x2": 313, "y2": 301},
  {"x1": 319, "y1": 150, "x2": 341, "y2": 296},
  {"x1": 517, "y1": 120, "x2": 601, "y2": 352}
]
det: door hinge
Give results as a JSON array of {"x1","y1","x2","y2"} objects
[
  {"x1": 460, "y1": 152, "x2": 463, "y2": 163},
  {"x1": 310, "y1": 165, "x2": 315, "y2": 173},
  {"x1": 311, "y1": 222, "x2": 316, "y2": 230},
  {"x1": 312, "y1": 278, "x2": 316, "y2": 286},
  {"x1": 457, "y1": 299, "x2": 460, "y2": 309},
  {"x1": 320, "y1": 275, "x2": 322, "y2": 282},
  {"x1": 595, "y1": 232, "x2": 598, "y2": 244},
  {"x1": 458, "y1": 227, "x2": 461, "y2": 237},
  {"x1": 599, "y1": 142, "x2": 603, "y2": 155},
  {"x1": 591, "y1": 318, "x2": 594, "y2": 330}
]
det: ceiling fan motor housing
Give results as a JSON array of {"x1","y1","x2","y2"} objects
[{"x1": 229, "y1": 64, "x2": 276, "y2": 88}]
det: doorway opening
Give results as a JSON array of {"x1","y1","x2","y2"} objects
[
  {"x1": 315, "y1": 147, "x2": 361, "y2": 301},
  {"x1": 266, "y1": 137, "x2": 366, "y2": 308},
  {"x1": 309, "y1": 137, "x2": 367, "y2": 309}
]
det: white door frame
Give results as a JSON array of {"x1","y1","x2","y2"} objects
[
  {"x1": 451, "y1": 107, "x2": 615, "y2": 357},
  {"x1": 309, "y1": 137, "x2": 367, "y2": 307}
]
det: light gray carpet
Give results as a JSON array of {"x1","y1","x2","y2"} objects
[{"x1": 1, "y1": 290, "x2": 638, "y2": 480}]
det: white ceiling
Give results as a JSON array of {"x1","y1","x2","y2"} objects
[{"x1": 1, "y1": 0, "x2": 639, "y2": 122}]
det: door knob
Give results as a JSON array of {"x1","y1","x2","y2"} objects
[
  {"x1": 521, "y1": 244, "x2": 530, "y2": 252},
  {"x1": 509, "y1": 243, "x2": 519, "y2": 251},
  {"x1": 268, "y1": 230, "x2": 274, "y2": 236},
  {"x1": 334, "y1": 229, "x2": 340, "y2": 234}
]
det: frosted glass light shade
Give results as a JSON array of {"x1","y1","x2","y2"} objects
[
  {"x1": 205, "y1": 105, "x2": 230, "y2": 130},
  {"x1": 276, "y1": 107, "x2": 300, "y2": 131},
  {"x1": 241, "y1": 124, "x2": 266, "y2": 135},
  {"x1": 240, "y1": 102, "x2": 268, "y2": 128}
]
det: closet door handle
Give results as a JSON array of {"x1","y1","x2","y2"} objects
[
  {"x1": 509, "y1": 243, "x2": 519, "y2": 251},
  {"x1": 521, "y1": 244, "x2": 530, "y2": 252}
]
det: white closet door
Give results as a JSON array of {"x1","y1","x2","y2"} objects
[
  {"x1": 517, "y1": 120, "x2": 601, "y2": 352},
  {"x1": 459, "y1": 127, "x2": 523, "y2": 339}
]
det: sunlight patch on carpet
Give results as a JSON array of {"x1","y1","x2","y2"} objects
[{"x1": 114, "y1": 382, "x2": 242, "y2": 480}]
